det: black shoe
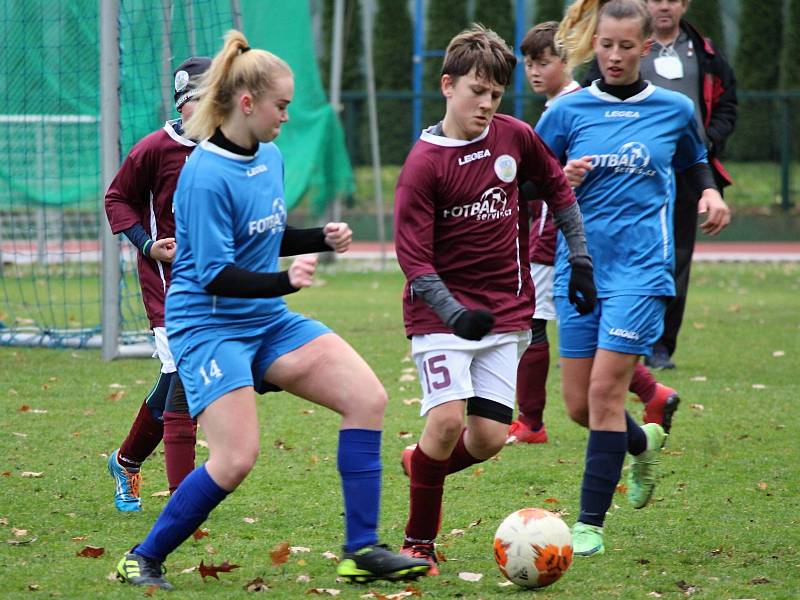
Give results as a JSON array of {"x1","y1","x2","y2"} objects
[
  {"x1": 645, "y1": 345, "x2": 675, "y2": 370},
  {"x1": 336, "y1": 543, "x2": 430, "y2": 582},
  {"x1": 116, "y1": 551, "x2": 174, "y2": 590}
]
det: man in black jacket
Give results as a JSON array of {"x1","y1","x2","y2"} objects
[{"x1": 582, "y1": 0, "x2": 737, "y2": 369}]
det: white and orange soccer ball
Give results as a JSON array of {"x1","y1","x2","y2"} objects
[{"x1": 493, "y1": 508, "x2": 573, "y2": 589}]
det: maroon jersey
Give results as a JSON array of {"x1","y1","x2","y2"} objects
[
  {"x1": 394, "y1": 113, "x2": 576, "y2": 336},
  {"x1": 104, "y1": 121, "x2": 195, "y2": 328},
  {"x1": 528, "y1": 82, "x2": 582, "y2": 265}
]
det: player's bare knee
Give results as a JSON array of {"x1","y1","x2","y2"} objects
[{"x1": 566, "y1": 403, "x2": 589, "y2": 427}]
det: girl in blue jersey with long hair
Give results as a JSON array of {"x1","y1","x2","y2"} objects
[
  {"x1": 115, "y1": 30, "x2": 430, "y2": 590},
  {"x1": 535, "y1": 0, "x2": 730, "y2": 557}
]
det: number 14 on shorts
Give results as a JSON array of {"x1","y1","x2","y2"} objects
[{"x1": 199, "y1": 359, "x2": 223, "y2": 385}]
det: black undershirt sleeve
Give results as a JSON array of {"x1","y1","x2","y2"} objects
[
  {"x1": 280, "y1": 226, "x2": 331, "y2": 256},
  {"x1": 205, "y1": 265, "x2": 298, "y2": 298},
  {"x1": 681, "y1": 162, "x2": 718, "y2": 199}
]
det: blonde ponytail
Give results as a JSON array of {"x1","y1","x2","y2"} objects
[{"x1": 184, "y1": 30, "x2": 292, "y2": 140}]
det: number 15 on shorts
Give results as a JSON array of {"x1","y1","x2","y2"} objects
[
  {"x1": 199, "y1": 359, "x2": 223, "y2": 385},
  {"x1": 422, "y1": 354, "x2": 451, "y2": 394}
]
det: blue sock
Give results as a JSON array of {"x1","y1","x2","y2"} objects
[
  {"x1": 338, "y1": 428, "x2": 382, "y2": 553},
  {"x1": 579, "y1": 430, "x2": 627, "y2": 527},
  {"x1": 626, "y1": 411, "x2": 647, "y2": 455},
  {"x1": 136, "y1": 464, "x2": 228, "y2": 562}
]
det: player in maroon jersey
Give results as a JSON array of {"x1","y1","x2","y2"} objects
[
  {"x1": 393, "y1": 25, "x2": 596, "y2": 574},
  {"x1": 103, "y1": 57, "x2": 210, "y2": 511},
  {"x1": 508, "y1": 22, "x2": 680, "y2": 447}
]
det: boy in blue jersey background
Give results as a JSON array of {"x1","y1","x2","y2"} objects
[
  {"x1": 537, "y1": 0, "x2": 729, "y2": 557},
  {"x1": 115, "y1": 30, "x2": 430, "y2": 590}
]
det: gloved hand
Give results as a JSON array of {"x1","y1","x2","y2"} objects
[
  {"x1": 568, "y1": 256, "x2": 597, "y2": 315},
  {"x1": 452, "y1": 309, "x2": 495, "y2": 341}
]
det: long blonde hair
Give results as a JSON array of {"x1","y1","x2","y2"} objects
[
  {"x1": 557, "y1": 0, "x2": 653, "y2": 70},
  {"x1": 185, "y1": 30, "x2": 292, "y2": 140}
]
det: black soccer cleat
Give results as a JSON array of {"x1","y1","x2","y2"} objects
[
  {"x1": 116, "y1": 550, "x2": 174, "y2": 590},
  {"x1": 336, "y1": 543, "x2": 431, "y2": 582}
]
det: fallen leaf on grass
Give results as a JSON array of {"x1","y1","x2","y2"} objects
[
  {"x1": 647, "y1": 593, "x2": 663, "y2": 598},
  {"x1": 398, "y1": 374, "x2": 416, "y2": 382},
  {"x1": 750, "y1": 576, "x2": 770, "y2": 584},
  {"x1": 321, "y1": 551, "x2": 339, "y2": 562},
  {"x1": 692, "y1": 322, "x2": 705, "y2": 330},
  {"x1": 181, "y1": 566, "x2": 198, "y2": 574},
  {"x1": 616, "y1": 484, "x2": 628, "y2": 494},
  {"x1": 449, "y1": 529, "x2": 465, "y2": 537},
  {"x1": 690, "y1": 404, "x2": 704, "y2": 411},
  {"x1": 297, "y1": 574, "x2": 311, "y2": 583},
  {"x1": 307, "y1": 589, "x2": 341, "y2": 596},
  {"x1": 11, "y1": 528, "x2": 28, "y2": 537},
  {"x1": 0, "y1": 517, "x2": 8, "y2": 525},
  {"x1": 27, "y1": 583, "x2": 40, "y2": 591},
  {"x1": 458, "y1": 572, "x2": 483, "y2": 582},
  {"x1": 274, "y1": 440, "x2": 292, "y2": 450},
  {"x1": 6, "y1": 536, "x2": 37, "y2": 545},
  {"x1": 19, "y1": 405, "x2": 30, "y2": 412},
  {"x1": 198, "y1": 560, "x2": 240, "y2": 580},
  {"x1": 270, "y1": 541, "x2": 291, "y2": 566},
  {"x1": 472, "y1": 467, "x2": 483, "y2": 477},
  {"x1": 143, "y1": 584, "x2": 159, "y2": 596},
  {"x1": 76, "y1": 545, "x2": 105, "y2": 558},
  {"x1": 192, "y1": 528, "x2": 209, "y2": 540},
  {"x1": 544, "y1": 497, "x2": 560, "y2": 503},
  {"x1": 751, "y1": 384, "x2": 766, "y2": 390},
  {"x1": 243, "y1": 517, "x2": 257, "y2": 524},
  {"x1": 244, "y1": 577, "x2": 270, "y2": 592},
  {"x1": 402, "y1": 398, "x2": 421, "y2": 406},
  {"x1": 757, "y1": 481, "x2": 768, "y2": 490},
  {"x1": 301, "y1": 409, "x2": 315, "y2": 415},
  {"x1": 468, "y1": 518, "x2": 482, "y2": 528},
  {"x1": 21, "y1": 472, "x2": 43, "y2": 478},
  {"x1": 689, "y1": 376, "x2": 707, "y2": 382},
  {"x1": 497, "y1": 581, "x2": 515, "y2": 587},
  {"x1": 106, "y1": 390, "x2": 125, "y2": 401},
  {"x1": 151, "y1": 490, "x2": 171, "y2": 497},
  {"x1": 1, "y1": 472, "x2": 10, "y2": 477},
  {"x1": 397, "y1": 431, "x2": 413, "y2": 439},
  {"x1": 196, "y1": 439, "x2": 209, "y2": 448},
  {"x1": 772, "y1": 350, "x2": 785, "y2": 357},
  {"x1": 291, "y1": 546, "x2": 311, "y2": 554},
  {"x1": 675, "y1": 580, "x2": 699, "y2": 596}
]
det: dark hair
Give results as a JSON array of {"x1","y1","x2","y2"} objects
[
  {"x1": 519, "y1": 21, "x2": 564, "y2": 61},
  {"x1": 441, "y1": 24, "x2": 517, "y2": 87}
]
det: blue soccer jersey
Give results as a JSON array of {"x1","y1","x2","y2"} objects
[
  {"x1": 535, "y1": 81, "x2": 707, "y2": 298},
  {"x1": 166, "y1": 140, "x2": 288, "y2": 336}
]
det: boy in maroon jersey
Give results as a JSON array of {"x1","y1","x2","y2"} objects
[
  {"x1": 393, "y1": 25, "x2": 596, "y2": 574},
  {"x1": 103, "y1": 57, "x2": 210, "y2": 511},
  {"x1": 507, "y1": 23, "x2": 680, "y2": 446}
]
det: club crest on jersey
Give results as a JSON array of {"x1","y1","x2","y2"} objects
[
  {"x1": 174, "y1": 70, "x2": 190, "y2": 93},
  {"x1": 442, "y1": 187, "x2": 512, "y2": 221},
  {"x1": 493, "y1": 154, "x2": 517, "y2": 183},
  {"x1": 458, "y1": 149, "x2": 491, "y2": 166},
  {"x1": 592, "y1": 141, "x2": 655, "y2": 176}
]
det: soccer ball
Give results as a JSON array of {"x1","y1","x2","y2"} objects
[{"x1": 493, "y1": 508, "x2": 573, "y2": 589}]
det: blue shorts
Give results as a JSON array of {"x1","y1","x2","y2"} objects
[
  {"x1": 170, "y1": 312, "x2": 330, "y2": 417},
  {"x1": 555, "y1": 295, "x2": 666, "y2": 358}
]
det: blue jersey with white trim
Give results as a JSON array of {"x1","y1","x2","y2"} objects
[
  {"x1": 535, "y1": 82, "x2": 707, "y2": 298},
  {"x1": 166, "y1": 140, "x2": 288, "y2": 335}
]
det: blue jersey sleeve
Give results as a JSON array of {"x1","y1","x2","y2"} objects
[
  {"x1": 673, "y1": 104, "x2": 708, "y2": 173},
  {"x1": 186, "y1": 184, "x2": 236, "y2": 289},
  {"x1": 534, "y1": 106, "x2": 570, "y2": 162}
]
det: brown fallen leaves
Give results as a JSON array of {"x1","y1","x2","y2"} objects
[
  {"x1": 269, "y1": 541, "x2": 291, "y2": 566},
  {"x1": 199, "y1": 559, "x2": 241, "y2": 580},
  {"x1": 76, "y1": 545, "x2": 105, "y2": 558}
]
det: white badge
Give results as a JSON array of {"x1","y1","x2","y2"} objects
[{"x1": 653, "y1": 54, "x2": 684, "y2": 80}]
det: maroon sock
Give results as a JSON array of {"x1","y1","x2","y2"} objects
[
  {"x1": 404, "y1": 445, "x2": 449, "y2": 544},
  {"x1": 516, "y1": 341, "x2": 550, "y2": 429},
  {"x1": 446, "y1": 429, "x2": 482, "y2": 475},
  {"x1": 118, "y1": 401, "x2": 164, "y2": 466},
  {"x1": 162, "y1": 411, "x2": 197, "y2": 492},
  {"x1": 629, "y1": 363, "x2": 657, "y2": 404}
]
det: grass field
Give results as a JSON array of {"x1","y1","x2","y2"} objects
[{"x1": 1, "y1": 262, "x2": 799, "y2": 598}]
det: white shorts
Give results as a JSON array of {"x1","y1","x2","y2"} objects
[
  {"x1": 152, "y1": 327, "x2": 176, "y2": 374},
  {"x1": 530, "y1": 263, "x2": 556, "y2": 321},
  {"x1": 411, "y1": 331, "x2": 530, "y2": 416}
]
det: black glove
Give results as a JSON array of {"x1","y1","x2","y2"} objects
[
  {"x1": 452, "y1": 309, "x2": 495, "y2": 341},
  {"x1": 568, "y1": 256, "x2": 597, "y2": 315}
]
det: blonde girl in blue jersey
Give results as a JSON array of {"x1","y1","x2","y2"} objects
[
  {"x1": 536, "y1": 0, "x2": 730, "y2": 557},
  {"x1": 115, "y1": 30, "x2": 429, "y2": 590}
]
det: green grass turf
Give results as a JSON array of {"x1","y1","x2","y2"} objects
[{"x1": 0, "y1": 262, "x2": 798, "y2": 598}]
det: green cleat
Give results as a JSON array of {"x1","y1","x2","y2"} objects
[
  {"x1": 627, "y1": 423, "x2": 667, "y2": 509},
  {"x1": 337, "y1": 543, "x2": 430, "y2": 583},
  {"x1": 116, "y1": 551, "x2": 173, "y2": 590},
  {"x1": 572, "y1": 522, "x2": 605, "y2": 556}
]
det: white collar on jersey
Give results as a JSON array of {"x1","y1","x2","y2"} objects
[
  {"x1": 419, "y1": 122, "x2": 491, "y2": 147},
  {"x1": 587, "y1": 80, "x2": 657, "y2": 103},
  {"x1": 545, "y1": 80, "x2": 582, "y2": 107},
  {"x1": 163, "y1": 119, "x2": 196, "y2": 147},
  {"x1": 199, "y1": 139, "x2": 258, "y2": 161}
]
